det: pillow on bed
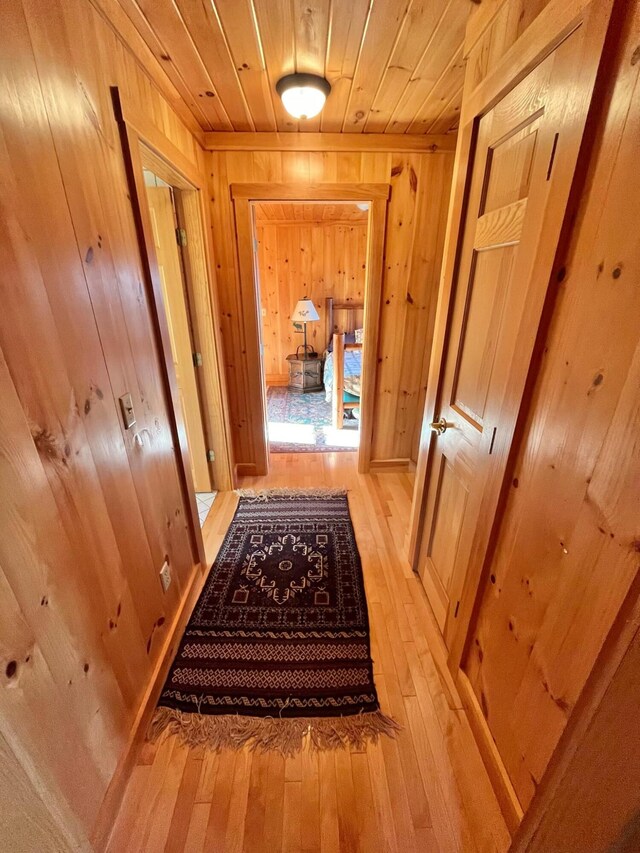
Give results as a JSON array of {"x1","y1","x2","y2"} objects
[
  {"x1": 327, "y1": 332, "x2": 356, "y2": 352},
  {"x1": 354, "y1": 327, "x2": 364, "y2": 344}
]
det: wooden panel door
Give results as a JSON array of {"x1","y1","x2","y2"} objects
[
  {"x1": 146, "y1": 186, "x2": 212, "y2": 491},
  {"x1": 414, "y1": 8, "x2": 609, "y2": 642}
]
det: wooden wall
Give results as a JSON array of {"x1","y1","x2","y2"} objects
[
  {"x1": 208, "y1": 150, "x2": 454, "y2": 467},
  {"x1": 255, "y1": 219, "x2": 368, "y2": 382},
  {"x1": 463, "y1": 0, "x2": 554, "y2": 82},
  {"x1": 0, "y1": 0, "x2": 212, "y2": 846},
  {"x1": 461, "y1": 0, "x2": 640, "y2": 815}
]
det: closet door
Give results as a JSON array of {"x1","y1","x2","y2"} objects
[{"x1": 412, "y1": 1, "x2": 611, "y2": 651}]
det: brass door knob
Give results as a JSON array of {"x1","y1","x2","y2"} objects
[{"x1": 430, "y1": 416, "x2": 450, "y2": 435}]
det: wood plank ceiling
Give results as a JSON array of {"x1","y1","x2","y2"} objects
[
  {"x1": 111, "y1": 0, "x2": 470, "y2": 134},
  {"x1": 254, "y1": 202, "x2": 369, "y2": 222}
]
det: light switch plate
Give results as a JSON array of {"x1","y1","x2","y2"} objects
[
  {"x1": 119, "y1": 393, "x2": 136, "y2": 430},
  {"x1": 159, "y1": 560, "x2": 171, "y2": 593}
]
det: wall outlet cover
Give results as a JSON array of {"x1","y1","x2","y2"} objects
[{"x1": 159, "y1": 560, "x2": 171, "y2": 593}]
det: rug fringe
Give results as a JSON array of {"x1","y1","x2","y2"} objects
[
  {"x1": 235, "y1": 487, "x2": 347, "y2": 500},
  {"x1": 148, "y1": 707, "x2": 400, "y2": 756}
]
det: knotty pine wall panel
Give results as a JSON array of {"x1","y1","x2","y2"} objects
[
  {"x1": 463, "y1": 0, "x2": 640, "y2": 811},
  {"x1": 209, "y1": 150, "x2": 454, "y2": 467},
  {"x1": 256, "y1": 221, "x2": 368, "y2": 382},
  {"x1": 464, "y1": 0, "x2": 553, "y2": 85},
  {"x1": 0, "y1": 0, "x2": 207, "y2": 846}
]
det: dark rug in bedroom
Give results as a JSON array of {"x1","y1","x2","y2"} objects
[
  {"x1": 267, "y1": 386, "x2": 359, "y2": 453},
  {"x1": 149, "y1": 489, "x2": 398, "y2": 754}
]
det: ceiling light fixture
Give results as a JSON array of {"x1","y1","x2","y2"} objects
[{"x1": 276, "y1": 73, "x2": 331, "y2": 120}]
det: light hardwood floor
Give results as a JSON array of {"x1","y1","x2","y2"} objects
[{"x1": 106, "y1": 452, "x2": 510, "y2": 853}]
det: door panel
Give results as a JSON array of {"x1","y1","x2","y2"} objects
[
  {"x1": 416, "y1": 27, "x2": 597, "y2": 639},
  {"x1": 146, "y1": 186, "x2": 212, "y2": 492},
  {"x1": 483, "y1": 126, "x2": 539, "y2": 213},
  {"x1": 452, "y1": 247, "x2": 515, "y2": 426},
  {"x1": 428, "y1": 456, "x2": 470, "y2": 594}
]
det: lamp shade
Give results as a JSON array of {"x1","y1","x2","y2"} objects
[
  {"x1": 291, "y1": 298, "x2": 320, "y2": 323},
  {"x1": 276, "y1": 74, "x2": 331, "y2": 120}
]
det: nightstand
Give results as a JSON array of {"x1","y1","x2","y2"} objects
[{"x1": 286, "y1": 354, "x2": 324, "y2": 392}]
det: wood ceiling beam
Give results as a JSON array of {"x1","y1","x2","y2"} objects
[{"x1": 203, "y1": 132, "x2": 457, "y2": 153}]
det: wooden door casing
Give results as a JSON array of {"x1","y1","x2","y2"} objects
[
  {"x1": 231, "y1": 183, "x2": 390, "y2": 477},
  {"x1": 410, "y1": 0, "x2": 614, "y2": 658},
  {"x1": 145, "y1": 185, "x2": 212, "y2": 492}
]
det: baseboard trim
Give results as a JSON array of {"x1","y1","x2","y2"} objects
[
  {"x1": 368, "y1": 458, "x2": 416, "y2": 473},
  {"x1": 456, "y1": 669, "x2": 524, "y2": 835},
  {"x1": 265, "y1": 374, "x2": 289, "y2": 386},
  {"x1": 91, "y1": 560, "x2": 209, "y2": 851}
]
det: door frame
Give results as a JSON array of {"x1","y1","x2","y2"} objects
[
  {"x1": 143, "y1": 179, "x2": 212, "y2": 492},
  {"x1": 112, "y1": 87, "x2": 234, "y2": 568},
  {"x1": 231, "y1": 183, "x2": 390, "y2": 475}
]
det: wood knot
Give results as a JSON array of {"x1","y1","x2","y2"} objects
[{"x1": 32, "y1": 427, "x2": 62, "y2": 463}]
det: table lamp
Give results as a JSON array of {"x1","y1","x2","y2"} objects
[{"x1": 291, "y1": 298, "x2": 320, "y2": 360}]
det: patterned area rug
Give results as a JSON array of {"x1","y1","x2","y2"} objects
[
  {"x1": 150, "y1": 489, "x2": 398, "y2": 754},
  {"x1": 267, "y1": 386, "x2": 359, "y2": 453}
]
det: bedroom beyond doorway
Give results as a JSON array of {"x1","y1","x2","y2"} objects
[{"x1": 253, "y1": 202, "x2": 368, "y2": 454}]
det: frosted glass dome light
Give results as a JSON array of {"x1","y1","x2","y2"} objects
[{"x1": 276, "y1": 74, "x2": 331, "y2": 120}]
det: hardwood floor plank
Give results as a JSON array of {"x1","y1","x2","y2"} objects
[
  {"x1": 224, "y1": 751, "x2": 253, "y2": 853},
  {"x1": 318, "y1": 749, "x2": 340, "y2": 852},
  {"x1": 283, "y1": 781, "x2": 303, "y2": 853},
  {"x1": 142, "y1": 742, "x2": 189, "y2": 852},
  {"x1": 183, "y1": 802, "x2": 210, "y2": 852},
  {"x1": 300, "y1": 748, "x2": 321, "y2": 852},
  {"x1": 165, "y1": 747, "x2": 204, "y2": 853},
  {"x1": 203, "y1": 749, "x2": 237, "y2": 851},
  {"x1": 194, "y1": 751, "x2": 219, "y2": 804},
  {"x1": 241, "y1": 750, "x2": 270, "y2": 851},
  {"x1": 262, "y1": 750, "x2": 286, "y2": 852},
  {"x1": 350, "y1": 752, "x2": 380, "y2": 853},
  {"x1": 334, "y1": 749, "x2": 359, "y2": 853}
]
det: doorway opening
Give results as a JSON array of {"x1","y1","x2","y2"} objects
[
  {"x1": 252, "y1": 201, "x2": 369, "y2": 456},
  {"x1": 142, "y1": 167, "x2": 217, "y2": 527}
]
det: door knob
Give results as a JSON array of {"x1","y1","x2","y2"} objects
[{"x1": 430, "y1": 416, "x2": 450, "y2": 435}]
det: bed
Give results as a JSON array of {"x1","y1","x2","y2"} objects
[{"x1": 323, "y1": 298, "x2": 364, "y2": 429}]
